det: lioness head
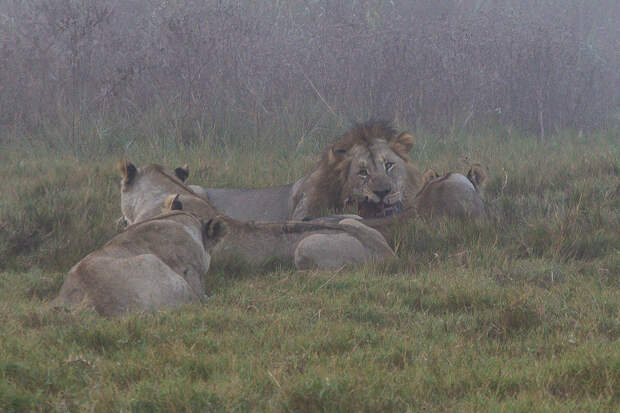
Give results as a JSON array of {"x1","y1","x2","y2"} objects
[
  {"x1": 119, "y1": 160, "x2": 189, "y2": 192},
  {"x1": 308, "y1": 121, "x2": 419, "y2": 219},
  {"x1": 163, "y1": 194, "x2": 227, "y2": 249},
  {"x1": 118, "y1": 160, "x2": 193, "y2": 226}
]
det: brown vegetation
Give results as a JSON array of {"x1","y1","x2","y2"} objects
[{"x1": 1, "y1": 0, "x2": 617, "y2": 150}]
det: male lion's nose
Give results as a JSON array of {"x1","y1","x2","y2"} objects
[{"x1": 373, "y1": 188, "x2": 390, "y2": 200}]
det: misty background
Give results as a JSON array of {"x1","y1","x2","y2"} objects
[{"x1": 1, "y1": 0, "x2": 618, "y2": 153}]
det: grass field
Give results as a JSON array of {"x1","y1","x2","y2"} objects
[{"x1": 0, "y1": 129, "x2": 618, "y2": 412}]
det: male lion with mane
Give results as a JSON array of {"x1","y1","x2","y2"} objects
[
  {"x1": 302, "y1": 120, "x2": 420, "y2": 219},
  {"x1": 188, "y1": 121, "x2": 418, "y2": 221},
  {"x1": 190, "y1": 120, "x2": 485, "y2": 223},
  {"x1": 307, "y1": 120, "x2": 488, "y2": 221}
]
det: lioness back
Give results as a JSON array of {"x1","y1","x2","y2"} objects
[
  {"x1": 190, "y1": 183, "x2": 298, "y2": 221},
  {"x1": 53, "y1": 212, "x2": 224, "y2": 316},
  {"x1": 60, "y1": 253, "x2": 199, "y2": 317},
  {"x1": 415, "y1": 169, "x2": 486, "y2": 218},
  {"x1": 166, "y1": 193, "x2": 395, "y2": 269}
]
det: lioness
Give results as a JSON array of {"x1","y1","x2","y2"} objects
[
  {"x1": 119, "y1": 161, "x2": 394, "y2": 269},
  {"x1": 414, "y1": 164, "x2": 487, "y2": 218},
  {"x1": 166, "y1": 194, "x2": 394, "y2": 270},
  {"x1": 53, "y1": 209, "x2": 225, "y2": 317}
]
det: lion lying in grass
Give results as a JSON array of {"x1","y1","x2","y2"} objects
[
  {"x1": 414, "y1": 164, "x2": 487, "y2": 218},
  {"x1": 120, "y1": 161, "x2": 394, "y2": 270},
  {"x1": 53, "y1": 208, "x2": 225, "y2": 317},
  {"x1": 185, "y1": 121, "x2": 418, "y2": 221},
  {"x1": 189, "y1": 120, "x2": 486, "y2": 221},
  {"x1": 304, "y1": 120, "x2": 487, "y2": 219}
]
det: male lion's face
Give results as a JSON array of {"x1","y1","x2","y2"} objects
[{"x1": 341, "y1": 138, "x2": 410, "y2": 218}]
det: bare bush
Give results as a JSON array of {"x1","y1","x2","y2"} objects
[{"x1": 0, "y1": 0, "x2": 618, "y2": 150}]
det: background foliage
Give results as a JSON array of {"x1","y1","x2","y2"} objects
[{"x1": 1, "y1": 0, "x2": 619, "y2": 153}]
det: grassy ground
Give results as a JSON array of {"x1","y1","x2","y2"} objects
[{"x1": 0, "y1": 129, "x2": 618, "y2": 412}]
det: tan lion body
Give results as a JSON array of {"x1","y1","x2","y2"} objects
[
  {"x1": 189, "y1": 181, "x2": 305, "y2": 221},
  {"x1": 120, "y1": 162, "x2": 394, "y2": 270},
  {"x1": 53, "y1": 211, "x2": 223, "y2": 317},
  {"x1": 213, "y1": 213, "x2": 393, "y2": 270},
  {"x1": 414, "y1": 171, "x2": 485, "y2": 218}
]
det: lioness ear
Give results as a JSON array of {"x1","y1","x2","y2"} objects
[
  {"x1": 204, "y1": 218, "x2": 227, "y2": 240},
  {"x1": 327, "y1": 145, "x2": 347, "y2": 164},
  {"x1": 467, "y1": 164, "x2": 487, "y2": 189},
  {"x1": 390, "y1": 132, "x2": 415, "y2": 156},
  {"x1": 174, "y1": 164, "x2": 190, "y2": 182},
  {"x1": 119, "y1": 160, "x2": 137, "y2": 184},
  {"x1": 421, "y1": 168, "x2": 441, "y2": 185},
  {"x1": 164, "y1": 194, "x2": 183, "y2": 211}
]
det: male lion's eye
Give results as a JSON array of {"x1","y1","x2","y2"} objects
[
  {"x1": 385, "y1": 162, "x2": 394, "y2": 172},
  {"x1": 358, "y1": 169, "x2": 369, "y2": 177}
]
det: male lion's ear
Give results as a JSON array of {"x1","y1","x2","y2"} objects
[
  {"x1": 204, "y1": 218, "x2": 227, "y2": 241},
  {"x1": 174, "y1": 164, "x2": 190, "y2": 182},
  {"x1": 467, "y1": 164, "x2": 487, "y2": 189},
  {"x1": 164, "y1": 194, "x2": 183, "y2": 211},
  {"x1": 421, "y1": 168, "x2": 441, "y2": 185},
  {"x1": 119, "y1": 160, "x2": 137, "y2": 185},
  {"x1": 390, "y1": 132, "x2": 415, "y2": 156}
]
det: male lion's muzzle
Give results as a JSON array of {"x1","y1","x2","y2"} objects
[{"x1": 351, "y1": 199, "x2": 402, "y2": 218}]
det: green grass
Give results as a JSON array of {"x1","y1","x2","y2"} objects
[{"x1": 0, "y1": 129, "x2": 618, "y2": 412}]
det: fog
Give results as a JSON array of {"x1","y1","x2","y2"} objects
[{"x1": 1, "y1": 0, "x2": 618, "y2": 149}]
